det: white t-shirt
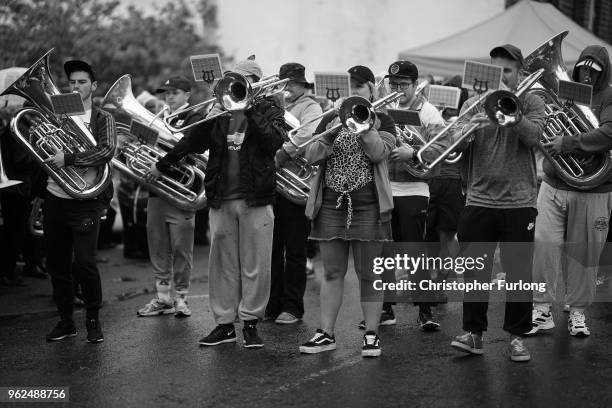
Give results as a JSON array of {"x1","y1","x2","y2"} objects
[
  {"x1": 391, "y1": 99, "x2": 444, "y2": 198},
  {"x1": 46, "y1": 109, "x2": 98, "y2": 199}
]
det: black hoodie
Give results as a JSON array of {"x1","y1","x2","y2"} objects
[{"x1": 543, "y1": 45, "x2": 612, "y2": 192}]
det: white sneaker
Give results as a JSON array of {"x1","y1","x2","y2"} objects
[
  {"x1": 174, "y1": 297, "x2": 191, "y2": 318},
  {"x1": 526, "y1": 308, "x2": 555, "y2": 335},
  {"x1": 137, "y1": 298, "x2": 175, "y2": 317},
  {"x1": 568, "y1": 310, "x2": 590, "y2": 336}
]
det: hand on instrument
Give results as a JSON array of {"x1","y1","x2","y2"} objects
[
  {"x1": 543, "y1": 135, "x2": 563, "y2": 156},
  {"x1": 43, "y1": 146, "x2": 65, "y2": 168},
  {"x1": 390, "y1": 144, "x2": 415, "y2": 163},
  {"x1": 144, "y1": 162, "x2": 162, "y2": 182},
  {"x1": 468, "y1": 112, "x2": 491, "y2": 130}
]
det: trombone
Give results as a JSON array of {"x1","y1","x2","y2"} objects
[
  {"x1": 163, "y1": 73, "x2": 289, "y2": 133},
  {"x1": 415, "y1": 68, "x2": 545, "y2": 172}
]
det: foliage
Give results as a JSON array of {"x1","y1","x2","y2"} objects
[{"x1": 0, "y1": 0, "x2": 224, "y2": 98}]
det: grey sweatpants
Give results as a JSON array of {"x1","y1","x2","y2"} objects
[
  {"x1": 147, "y1": 197, "x2": 195, "y2": 295},
  {"x1": 208, "y1": 200, "x2": 274, "y2": 324},
  {"x1": 533, "y1": 181, "x2": 612, "y2": 308}
]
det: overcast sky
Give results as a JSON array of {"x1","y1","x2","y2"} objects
[{"x1": 122, "y1": 0, "x2": 505, "y2": 76}]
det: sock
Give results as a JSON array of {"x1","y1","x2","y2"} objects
[
  {"x1": 244, "y1": 319, "x2": 257, "y2": 328},
  {"x1": 534, "y1": 302, "x2": 551, "y2": 313},
  {"x1": 156, "y1": 280, "x2": 171, "y2": 303},
  {"x1": 86, "y1": 309, "x2": 99, "y2": 321}
]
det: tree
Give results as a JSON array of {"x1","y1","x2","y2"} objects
[{"x1": 0, "y1": 0, "x2": 224, "y2": 99}]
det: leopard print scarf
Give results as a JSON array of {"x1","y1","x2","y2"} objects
[{"x1": 324, "y1": 127, "x2": 373, "y2": 228}]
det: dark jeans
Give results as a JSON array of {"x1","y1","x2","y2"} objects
[
  {"x1": 457, "y1": 205, "x2": 536, "y2": 335},
  {"x1": 388, "y1": 195, "x2": 433, "y2": 306},
  {"x1": 267, "y1": 195, "x2": 308, "y2": 318},
  {"x1": 43, "y1": 195, "x2": 104, "y2": 321}
]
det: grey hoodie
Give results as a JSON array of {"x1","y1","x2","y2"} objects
[{"x1": 543, "y1": 45, "x2": 612, "y2": 193}]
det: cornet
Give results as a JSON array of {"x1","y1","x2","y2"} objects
[{"x1": 164, "y1": 73, "x2": 289, "y2": 133}]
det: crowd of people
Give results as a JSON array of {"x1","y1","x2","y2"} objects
[{"x1": 1, "y1": 35, "x2": 611, "y2": 362}]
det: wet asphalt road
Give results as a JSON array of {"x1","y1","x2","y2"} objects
[{"x1": 2, "y1": 258, "x2": 612, "y2": 408}]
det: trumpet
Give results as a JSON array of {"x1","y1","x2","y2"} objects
[
  {"x1": 164, "y1": 73, "x2": 289, "y2": 133},
  {"x1": 290, "y1": 91, "x2": 403, "y2": 149},
  {"x1": 415, "y1": 68, "x2": 545, "y2": 173}
]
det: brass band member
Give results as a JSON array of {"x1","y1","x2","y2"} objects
[
  {"x1": 449, "y1": 45, "x2": 545, "y2": 362},
  {"x1": 382, "y1": 60, "x2": 448, "y2": 331},
  {"x1": 530, "y1": 46, "x2": 612, "y2": 337},
  {"x1": 299, "y1": 65, "x2": 396, "y2": 358},
  {"x1": 147, "y1": 60, "x2": 286, "y2": 348},
  {"x1": 41, "y1": 60, "x2": 117, "y2": 343},
  {"x1": 268, "y1": 63, "x2": 323, "y2": 324},
  {"x1": 137, "y1": 76, "x2": 203, "y2": 318}
]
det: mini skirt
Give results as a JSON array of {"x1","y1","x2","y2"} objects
[{"x1": 309, "y1": 182, "x2": 392, "y2": 242}]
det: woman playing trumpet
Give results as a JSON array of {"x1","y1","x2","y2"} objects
[{"x1": 298, "y1": 65, "x2": 396, "y2": 358}]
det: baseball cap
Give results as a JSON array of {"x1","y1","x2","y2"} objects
[
  {"x1": 155, "y1": 76, "x2": 192, "y2": 93},
  {"x1": 64, "y1": 60, "x2": 96, "y2": 81},
  {"x1": 575, "y1": 58, "x2": 603, "y2": 72},
  {"x1": 233, "y1": 60, "x2": 263, "y2": 81},
  {"x1": 490, "y1": 44, "x2": 525, "y2": 67},
  {"x1": 348, "y1": 65, "x2": 375, "y2": 85},
  {"x1": 385, "y1": 61, "x2": 419, "y2": 81}
]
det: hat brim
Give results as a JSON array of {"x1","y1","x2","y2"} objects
[{"x1": 384, "y1": 73, "x2": 416, "y2": 80}]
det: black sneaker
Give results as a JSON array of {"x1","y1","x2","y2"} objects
[
  {"x1": 86, "y1": 319, "x2": 104, "y2": 343},
  {"x1": 418, "y1": 305, "x2": 440, "y2": 331},
  {"x1": 198, "y1": 324, "x2": 237, "y2": 346},
  {"x1": 46, "y1": 320, "x2": 77, "y2": 342},
  {"x1": 300, "y1": 329, "x2": 337, "y2": 354},
  {"x1": 243, "y1": 322, "x2": 264, "y2": 349},
  {"x1": 362, "y1": 331, "x2": 381, "y2": 358}
]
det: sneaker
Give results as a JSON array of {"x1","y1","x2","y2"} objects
[
  {"x1": 526, "y1": 308, "x2": 554, "y2": 335},
  {"x1": 509, "y1": 337, "x2": 531, "y2": 362},
  {"x1": 451, "y1": 332, "x2": 484, "y2": 355},
  {"x1": 86, "y1": 319, "x2": 104, "y2": 343},
  {"x1": 46, "y1": 320, "x2": 77, "y2": 342},
  {"x1": 198, "y1": 325, "x2": 237, "y2": 346},
  {"x1": 275, "y1": 312, "x2": 299, "y2": 324},
  {"x1": 568, "y1": 310, "x2": 590, "y2": 336},
  {"x1": 418, "y1": 305, "x2": 440, "y2": 331},
  {"x1": 299, "y1": 329, "x2": 337, "y2": 354},
  {"x1": 362, "y1": 331, "x2": 382, "y2": 358},
  {"x1": 358, "y1": 309, "x2": 397, "y2": 330},
  {"x1": 137, "y1": 298, "x2": 175, "y2": 317},
  {"x1": 380, "y1": 309, "x2": 397, "y2": 326},
  {"x1": 174, "y1": 297, "x2": 191, "y2": 318},
  {"x1": 243, "y1": 322, "x2": 264, "y2": 349}
]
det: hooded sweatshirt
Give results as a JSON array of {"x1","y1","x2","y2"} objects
[{"x1": 542, "y1": 45, "x2": 612, "y2": 193}]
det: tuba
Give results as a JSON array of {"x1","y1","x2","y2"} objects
[
  {"x1": 1, "y1": 49, "x2": 112, "y2": 198},
  {"x1": 274, "y1": 110, "x2": 317, "y2": 206},
  {"x1": 102, "y1": 75, "x2": 207, "y2": 211},
  {"x1": 523, "y1": 30, "x2": 612, "y2": 190}
]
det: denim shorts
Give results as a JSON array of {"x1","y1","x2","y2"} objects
[{"x1": 309, "y1": 182, "x2": 392, "y2": 241}]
